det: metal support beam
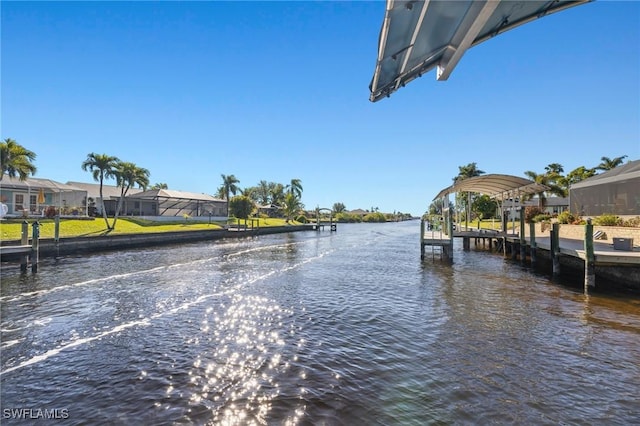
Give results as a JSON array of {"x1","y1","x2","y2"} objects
[{"x1": 437, "y1": 0, "x2": 500, "y2": 81}]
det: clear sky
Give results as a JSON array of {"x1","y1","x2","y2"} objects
[{"x1": 2, "y1": 1, "x2": 638, "y2": 216}]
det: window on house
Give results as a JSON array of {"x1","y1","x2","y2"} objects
[{"x1": 14, "y1": 194, "x2": 25, "y2": 212}]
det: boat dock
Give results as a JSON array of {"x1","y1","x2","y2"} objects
[{"x1": 421, "y1": 220, "x2": 639, "y2": 290}]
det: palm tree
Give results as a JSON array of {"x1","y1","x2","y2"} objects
[
  {"x1": 565, "y1": 166, "x2": 596, "y2": 186},
  {"x1": 453, "y1": 163, "x2": 485, "y2": 223},
  {"x1": 269, "y1": 182, "x2": 286, "y2": 208},
  {"x1": 287, "y1": 178, "x2": 303, "y2": 199},
  {"x1": 453, "y1": 162, "x2": 485, "y2": 183},
  {"x1": 0, "y1": 138, "x2": 37, "y2": 181},
  {"x1": 332, "y1": 202, "x2": 346, "y2": 213},
  {"x1": 150, "y1": 183, "x2": 168, "y2": 190},
  {"x1": 220, "y1": 174, "x2": 240, "y2": 216},
  {"x1": 596, "y1": 155, "x2": 627, "y2": 171},
  {"x1": 215, "y1": 186, "x2": 226, "y2": 200},
  {"x1": 256, "y1": 180, "x2": 270, "y2": 205},
  {"x1": 82, "y1": 153, "x2": 120, "y2": 229},
  {"x1": 282, "y1": 193, "x2": 303, "y2": 223},
  {"x1": 523, "y1": 170, "x2": 566, "y2": 208},
  {"x1": 112, "y1": 162, "x2": 150, "y2": 228}
]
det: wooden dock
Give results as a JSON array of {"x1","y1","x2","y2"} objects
[
  {"x1": 420, "y1": 218, "x2": 639, "y2": 290},
  {"x1": 0, "y1": 221, "x2": 40, "y2": 272}
]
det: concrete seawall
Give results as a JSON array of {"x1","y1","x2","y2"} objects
[{"x1": 1, "y1": 225, "x2": 314, "y2": 259}]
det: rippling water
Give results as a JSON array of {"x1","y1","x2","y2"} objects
[{"x1": 1, "y1": 222, "x2": 639, "y2": 424}]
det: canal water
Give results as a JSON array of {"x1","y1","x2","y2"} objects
[{"x1": 1, "y1": 221, "x2": 639, "y2": 425}]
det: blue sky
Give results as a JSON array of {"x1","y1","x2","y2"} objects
[{"x1": 2, "y1": 1, "x2": 638, "y2": 216}]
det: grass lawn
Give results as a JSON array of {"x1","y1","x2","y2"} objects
[{"x1": 0, "y1": 217, "x2": 297, "y2": 241}]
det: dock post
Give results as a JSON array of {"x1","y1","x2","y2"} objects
[
  {"x1": 551, "y1": 223, "x2": 560, "y2": 277},
  {"x1": 584, "y1": 219, "x2": 595, "y2": 290},
  {"x1": 54, "y1": 214, "x2": 60, "y2": 242},
  {"x1": 519, "y1": 209, "x2": 526, "y2": 264},
  {"x1": 20, "y1": 221, "x2": 29, "y2": 272},
  {"x1": 529, "y1": 222, "x2": 537, "y2": 267},
  {"x1": 463, "y1": 237, "x2": 470, "y2": 251},
  {"x1": 420, "y1": 219, "x2": 425, "y2": 260},
  {"x1": 31, "y1": 221, "x2": 40, "y2": 273},
  {"x1": 448, "y1": 209, "x2": 454, "y2": 262}
]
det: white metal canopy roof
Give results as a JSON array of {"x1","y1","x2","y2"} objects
[
  {"x1": 369, "y1": 0, "x2": 591, "y2": 102},
  {"x1": 434, "y1": 173, "x2": 549, "y2": 200}
]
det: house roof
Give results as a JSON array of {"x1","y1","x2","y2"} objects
[
  {"x1": 66, "y1": 182, "x2": 143, "y2": 199},
  {"x1": 434, "y1": 174, "x2": 549, "y2": 200},
  {"x1": 2, "y1": 176, "x2": 84, "y2": 192},
  {"x1": 570, "y1": 160, "x2": 640, "y2": 189},
  {"x1": 127, "y1": 189, "x2": 224, "y2": 203},
  {"x1": 348, "y1": 209, "x2": 370, "y2": 215},
  {"x1": 369, "y1": 0, "x2": 591, "y2": 102}
]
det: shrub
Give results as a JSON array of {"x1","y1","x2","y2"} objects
[
  {"x1": 44, "y1": 206, "x2": 58, "y2": 218},
  {"x1": 335, "y1": 212, "x2": 361, "y2": 223},
  {"x1": 532, "y1": 214, "x2": 551, "y2": 223},
  {"x1": 524, "y1": 206, "x2": 544, "y2": 222},
  {"x1": 594, "y1": 214, "x2": 622, "y2": 226},
  {"x1": 622, "y1": 216, "x2": 640, "y2": 227},
  {"x1": 362, "y1": 212, "x2": 386, "y2": 223},
  {"x1": 556, "y1": 211, "x2": 575, "y2": 224},
  {"x1": 295, "y1": 214, "x2": 307, "y2": 223}
]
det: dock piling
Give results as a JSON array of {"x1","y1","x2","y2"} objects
[
  {"x1": 20, "y1": 221, "x2": 29, "y2": 272},
  {"x1": 420, "y1": 219, "x2": 425, "y2": 260},
  {"x1": 519, "y1": 209, "x2": 526, "y2": 264},
  {"x1": 529, "y1": 222, "x2": 537, "y2": 267},
  {"x1": 584, "y1": 220, "x2": 595, "y2": 289},
  {"x1": 31, "y1": 221, "x2": 40, "y2": 272},
  {"x1": 551, "y1": 223, "x2": 561, "y2": 277}
]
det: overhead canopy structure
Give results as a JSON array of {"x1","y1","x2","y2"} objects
[
  {"x1": 434, "y1": 173, "x2": 549, "y2": 200},
  {"x1": 369, "y1": 0, "x2": 591, "y2": 102}
]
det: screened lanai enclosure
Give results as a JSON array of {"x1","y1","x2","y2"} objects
[
  {"x1": 569, "y1": 160, "x2": 640, "y2": 216},
  {"x1": 125, "y1": 189, "x2": 227, "y2": 219}
]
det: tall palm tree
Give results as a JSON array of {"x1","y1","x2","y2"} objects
[
  {"x1": 82, "y1": 153, "x2": 120, "y2": 229},
  {"x1": 112, "y1": 162, "x2": 150, "y2": 228},
  {"x1": 0, "y1": 138, "x2": 37, "y2": 181},
  {"x1": 596, "y1": 155, "x2": 627, "y2": 171},
  {"x1": 220, "y1": 174, "x2": 240, "y2": 216},
  {"x1": 287, "y1": 178, "x2": 303, "y2": 199}
]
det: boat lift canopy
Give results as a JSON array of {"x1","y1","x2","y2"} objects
[
  {"x1": 369, "y1": 0, "x2": 591, "y2": 102},
  {"x1": 434, "y1": 173, "x2": 549, "y2": 201}
]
